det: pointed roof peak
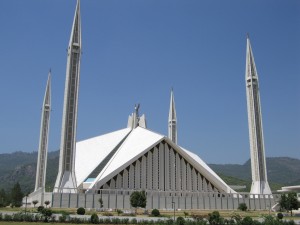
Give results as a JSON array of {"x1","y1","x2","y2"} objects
[
  {"x1": 68, "y1": 0, "x2": 81, "y2": 47},
  {"x1": 245, "y1": 34, "x2": 258, "y2": 80}
]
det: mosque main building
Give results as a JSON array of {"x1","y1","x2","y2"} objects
[{"x1": 27, "y1": 0, "x2": 274, "y2": 210}]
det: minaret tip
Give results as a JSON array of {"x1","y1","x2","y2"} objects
[{"x1": 168, "y1": 89, "x2": 177, "y2": 144}]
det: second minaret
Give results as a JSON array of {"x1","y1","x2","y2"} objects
[
  {"x1": 245, "y1": 35, "x2": 271, "y2": 195},
  {"x1": 54, "y1": 0, "x2": 81, "y2": 193}
]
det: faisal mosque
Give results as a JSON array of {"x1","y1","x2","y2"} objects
[{"x1": 26, "y1": 0, "x2": 276, "y2": 209}]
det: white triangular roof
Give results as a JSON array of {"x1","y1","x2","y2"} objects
[
  {"x1": 75, "y1": 128, "x2": 131, "y2": 185},
  {"x1": 89, "y1": 127, "x2": 164, "y2": 189},
  {"x1": 80, "y1": 126, "x2": 235, "y2": 193},
  {"x1": 180, "y1": 147, "x2": 234, "y2": 193}
]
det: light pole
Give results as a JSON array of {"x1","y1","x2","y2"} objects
[{"x1": 172, "y1": 201, "x2": 175, "y2": 222}]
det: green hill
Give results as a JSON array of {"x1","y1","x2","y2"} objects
[
  {"x1": 209, "y1": 157, "x2": 300, "y2": 187},
  {"x1": 0, "y1": 151, "x2": 299, "y2": 194},
  {"x1": 0, "y1": 151, "x2": 59, "y2": 194}
]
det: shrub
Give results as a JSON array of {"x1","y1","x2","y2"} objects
[
  {"x1": 277, "y1": 212, "x2": 283, "y2": 220},
  {"x1": 4, "y1": 214, "x2": 12, "y2": 221},
  {"x1": 166, "y1": 219, "x2": 174, "y2": 225},
  {"x1": 40, "y1": 208, "x2": 53, "y2": 222},
  {"x1": 37, "y1": 205, "x2": 45, "y2": 212},
  {"x1": 58, "y1": 211, "x2": 70, "y2": 223},
  {"x1": 238, "y1": 203, "x2": 248, "y2": 211},
  {"x1": 208, "y1": 211, "x2": 224, "y2": 225},
  {"x1": 286, "y1": 220, "x2": 296, "y2": 225},
  {"x1": 241, "y1": 216, "x2": 253, "y2": 225},
  {"x1": 77, "y1": 207, "x2": 86, "y2": 215},
  {"x1": 231, "y1": 213, "x2": 241, "y2": 223},
  {"x1": 120, "y1": 218, "x2": 129, "y2": 224},
  {"x1": 70, "y1": 217, "x2": 86, "y2": 224},
  {"x1": 12, "y1": 212, "x2": 23, "y2": 221},
  {"x1": 59, "y1": 215, "x2": 67, "y2": 223},
  {"x1": 104, "y1": 218, "x2": 111, "y2": 224},
  {"x1": 24, "y1": 213, "x2": 35, "y2": 222},
  {"x1": 183, "y1": 211, "x2": 189, "y2": 218},
  {"x1": 176, "y1": 216, "x2": 185, "y2": 225},
  {"x1": 117, "y1": 209, "x2": 123, "y2": 216},
  {"x1": 34, "y1": 214, "x2": 41, "y2": 221},
  {"x1": 111, "y1": 218, "x2": 121, "y2": 224},
  {"x1": 90, "y1": 213, "x2": 99, "y2": 224},
  {"x1": 151, "y1": 208, "x2": 160, "y2": 217},
  {"x1": 131, "y1": 218, "x2": 138, "y2": 224}
]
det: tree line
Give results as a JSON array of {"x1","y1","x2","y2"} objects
[{"x1": 0, "y1": 182, "x2": 24, "y2": 207}]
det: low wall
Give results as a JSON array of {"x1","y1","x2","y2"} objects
[{"x1": 49, "y1": 190, "x2": 280, "y2": 210}]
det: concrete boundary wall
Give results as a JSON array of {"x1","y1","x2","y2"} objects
[{"x1": 50, "y1": 189, "x2": 280, "y2": 210}]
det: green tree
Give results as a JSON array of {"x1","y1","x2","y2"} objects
[
  {"x1": 98, "y1": 197, "x2": 103, "y2": 209},
  {"x1": 44, "y1": 200, "x2": 50, "y2": 208},
  {"x1": 279, "y1": 192, "x2": 300, "y2": 216},
  {"x1": 130, "y1": 190, "x2": 147, "y2": 214},
  {"x1": 0, "y1": 189, "x2": 9, "y2": 207},
  {"x1": 32, "y1": 200, "x2": 38, "y2": 208},
  {"x1": 11, "y1": 182, "x2": 23, "y2": 207}
]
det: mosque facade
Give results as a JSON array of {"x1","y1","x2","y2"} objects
[{"x1": 24, "y1": 0, "x2": 276, "y2": 209}]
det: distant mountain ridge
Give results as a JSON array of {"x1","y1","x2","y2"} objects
[
  {"x1": 0, "y1": 151, "x2": 59, "y2": 194},
  {"x1": 0, "y1": 151, "x2": 299, "y2": 194},
  {"x1": 209, "y1": 157, "x2": 300, "y2": 186}
]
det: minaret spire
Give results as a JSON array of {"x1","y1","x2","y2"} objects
[
  {"x1": 54, "y1": 0, "x2": 81, "y2": 193},
  {"x1": 245, "y1": 35, "x2": 271, "y2": 195},
  {"x1": 168, "y1": 88, "x2": 177, "y2": 144},
  {"x1": 34, "y1": 71, "x2": 51, "y2": 197}
]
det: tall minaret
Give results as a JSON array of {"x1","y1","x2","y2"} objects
[
  {"x1": 34, "y1": 71, "x2": 51, "y2": 196},
  {"x1": 168, "y1": 88, "x2": 177, "y2": 144},
  {"x1": 245, "y1": 35, "x2": 271, "y2": 195},
  {"x1": 54, "y1": 0, "x2": 81, "y2": 193}
]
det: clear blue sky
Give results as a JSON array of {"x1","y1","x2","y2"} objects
[{"x1": 0, "y1": 0, "x2": 299, "y2": 164}]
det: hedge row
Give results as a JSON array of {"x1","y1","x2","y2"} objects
[{"x1": 0, "y1": 211, "x2": 297, "y2": 225}]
